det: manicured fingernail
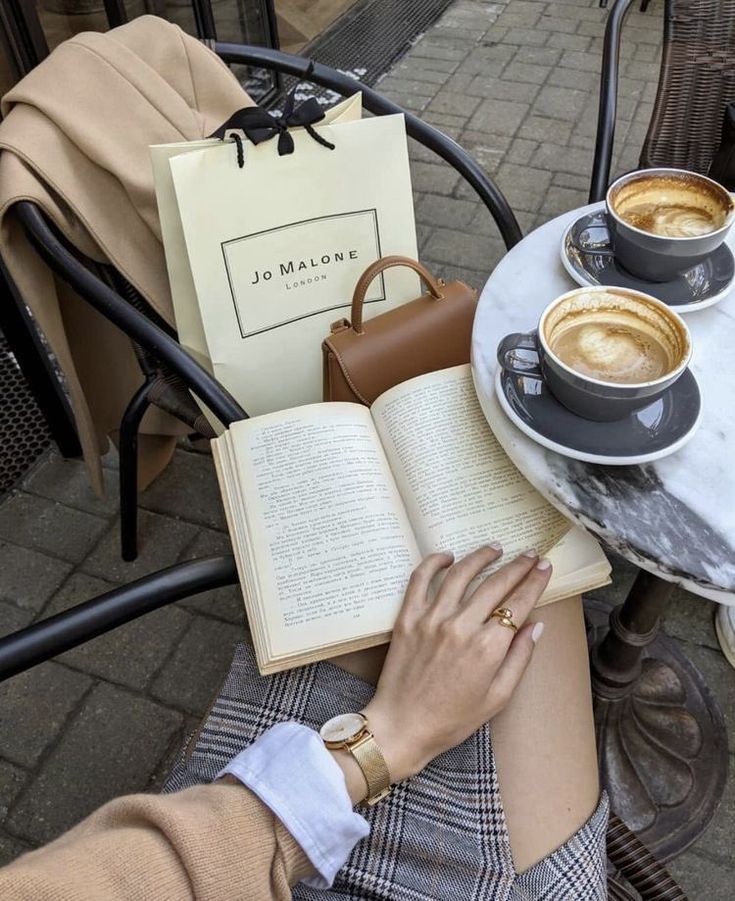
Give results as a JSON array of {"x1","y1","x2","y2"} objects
[
  {"x1": 531, "y1": 622, "x2": 545, "y2": 643},
  {"x1": 522, "y1": 548, "x2": 538, "y2": 558},
  {"x1": 488, "y1": 541, "x2": 503, "y2": 551},
  {"x1": 536, "y1": 558, "x2": 552, "y2": 571}
]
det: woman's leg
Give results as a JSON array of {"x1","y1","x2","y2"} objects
[
  {"x1": 333, "y1": 594, "x2": 600, "y2": 873},
  {"x1": 490, "y1": 594, "x2": 600, "y2": 873}
]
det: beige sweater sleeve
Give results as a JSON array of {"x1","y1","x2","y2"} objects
[{"x1": 0, "y1": 781, "x2": 313, "y2": 900}]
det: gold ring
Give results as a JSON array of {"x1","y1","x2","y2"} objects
[{"x1": 490, "y1": 607, "x2": 518, "y2": 633}]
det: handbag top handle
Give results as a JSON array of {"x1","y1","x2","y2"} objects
[{"x1": 350, "y1": 255, "x2": 445, "y2": 334}]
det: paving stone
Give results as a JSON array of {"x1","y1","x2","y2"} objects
[
  {"x1": 0, "y1": 833, "x2": 30, "y2": 866},
  {"x1": 540, "y1": 184, "x2": 587, "y2": 219},
  {"x1": 457, "y1": 44, "x2": 516, "y2": 75},
  {"x1": 421, "y1": 111, "x2": 465, "y2": 137},
  {"x1": 445, "y1": 72, "x2": 495, "y2": 95},
  {"x1": 0, "y1": 759, "x2": 27, "y2": 819},
  {"x1": 177, "y1": 528, "x2": 246, "y2": 625},
  {"x1": 552, "y1": 170, "x2": 591, "y2": 192},
  {"x1": 427, "y1": 91, "x2": 482, "y2": 118},
  {"x1": 545, "y1": 65, "x2": 592, "y2": 90},
  {"x1": 0, "y1": 662, "x2": 91, "y2": 767},
  {"x1": 468, "y1": 98, "x2": 529, "y2": 136},
  {"x1": 416, "y1": 194, "x2": 478, "y2": 229},
  {"x1": 546, "y1": 31, "x2": 591, "y2": 52},
  {"x1": 558, "y1": 49, "x2": 604, "y2": 73},
  {"x1": 531, "y1": 141, "x2": 594, "y2": 175},
  {"x1": 410, "y1": 161, "x2": 461, "y2": 195},
  {"x1": 538, "y1": 14, "x2": 579, "y2": 35},
  {"x1": 506, "y1": 137, "x2": 538, "y2": 165},
  {"x1": 517, "y1": 114, "x2": 574, "y2": 145},
  {"x1": 0, "y1": 602, "x2": 32, "y2": 640},
  {"x1": 575, "y1": 20, "x2": 606, "y2": 38},
  {"x1": 532, "y1": 84, "x2": 589, "y2": 122},
  {"x1": 623, "y1": 58, "x2": 661, "y2": 82},
  {"x1": 622, "y1": 23, "x2": 665, "y2": 44},
  {"x1": 662, "y1": 589, "x2": 720, "y2": 651},
  {"x1": 502, "y1": 26, "x2": 549, "y2": 46},
  {"x1": 423, "y1": 227, "x2": 499, "y2": 272},
  {"x1": 495, "y1": 7, "x2": 543, "y2": 28},
  {"x1": 378, "y1": 76, "x2": 438, "y2": 98},
  {"x1": 512, "y1": 45, "x2": 563, "y2": 68},
  {"x1": 396, "y1": 57, "x2": 459, "y2": 85},
  {"x1": 0, "y1": 542, "x2": 73, "y2": 615},
  {"x1": 0, "y1": 493, "x2": 108, "y2": 563},
  {"x1": 374, "y1": 89, "x2": 430, "y2": 113},
  {"x1": 478, "y1": 78, "x2": 541, "y2": 104},
  {"x1": 139, "y1": 448, "x2": 225, "y2": 531},
  {"x1": 500, "y1": 61, "x2": 551, "y2": 85},
  {"x1": 668, "y1": 850, "x2": 735, "y2": 901},
  {"x1": 44, "y1": 572, "x2": 192, "y2": 690},
  {"x1": 7, "y1": 683, "x2": 182, "y2": 844},
  {"x1": 152, "y1": 616, "x2": 243, "y2": 715},
  {"x1": 81, "y1": 508, "x2": 200, "y2": 583},
  {"x1": 22, "y1": 453, "x2": 119, "y2": 517}
]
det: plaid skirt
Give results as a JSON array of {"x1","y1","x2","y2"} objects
[{"x1": 165, "y1": 642, "x2": 608, "y2": 900}]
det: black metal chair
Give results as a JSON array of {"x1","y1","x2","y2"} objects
[
  {"x1": 590, "y1": 0, "x2": 735, "y2": 203},
  {"x1": 2, "y1": 42, "x2": 523, "y2": 564}
]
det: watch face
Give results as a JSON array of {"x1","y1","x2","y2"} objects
[{"x1": 320, "y1": 713, "x2": 367, "y2": 744}]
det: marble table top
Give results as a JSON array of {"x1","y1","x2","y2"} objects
[{"x1": 471, "y1": 202, "x2": 735, "y2": 604}]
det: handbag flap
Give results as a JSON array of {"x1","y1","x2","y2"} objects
[{"x1": 323, "y1": 281, "x2": 477, "y2": 405}]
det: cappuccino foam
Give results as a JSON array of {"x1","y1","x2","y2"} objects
[
  {"x1": 543, "y1": 289, "x2": 688, "y2": 385},
  {"x1": 551, "y1": 321, "x2": 670, "y2": 383},
  {"x1": 611, "y1": 173, "x2": 731, "y2": 238}
]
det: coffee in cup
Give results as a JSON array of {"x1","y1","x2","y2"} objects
[
  {"x1": 606, "y1": 168, "x2": 735, "y2": 282},
  {"x1": 496, "y1": 286, "x2": 692, "y2": 421}
]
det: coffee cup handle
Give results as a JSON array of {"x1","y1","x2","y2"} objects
[
  {"x1": 568, "y1": 222, "x2": 615, "y2": 257},
  {"x1": 497, "y1": 331, "x2": 544, "y2": 379}
]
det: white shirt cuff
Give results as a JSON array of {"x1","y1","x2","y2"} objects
[{"x1": 218, "y1": 721, "x2": 370, "y2": 889}]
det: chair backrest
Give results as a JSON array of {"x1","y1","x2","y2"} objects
[
  {"x1": 640, "y1": 0, "x2": 735, "y2": 173},
  {"x1": 589, "y1": 0, "x2": 735, "y2": 202}
]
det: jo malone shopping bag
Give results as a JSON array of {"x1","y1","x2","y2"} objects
[{"x1": 155, "y1": 97, "x2": 419, "y2": 418}]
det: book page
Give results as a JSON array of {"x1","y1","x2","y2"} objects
[
  {"x1": 372, "y1": 366, "x2": 569, "y2": 573},
  {"x1": 227, "y1": 403, "x2": 420, "y2": 658}
]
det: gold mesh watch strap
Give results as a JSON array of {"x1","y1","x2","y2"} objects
[{"x1": 349, "y1": 732, "x2": 392, "y2": 806}]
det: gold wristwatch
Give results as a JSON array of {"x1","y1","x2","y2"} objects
[{"x1": 319, "y1": 713, "x2": 392, "y2": 806}]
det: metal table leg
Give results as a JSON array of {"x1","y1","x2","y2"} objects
[{"x1": 587, "y1": 571, "x2": 728, "y2": 861}]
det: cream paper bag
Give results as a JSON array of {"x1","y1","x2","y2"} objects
[
  {"x1": 151, "y1": 94, "x2": 363, "y2": 379},
  {"x1": 163, "y1": 107, "x2": 419, "y2": 417}
]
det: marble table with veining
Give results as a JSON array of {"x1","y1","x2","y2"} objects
[{"x1": 471, "y1": 202, "x2": 735, "y2": 860}]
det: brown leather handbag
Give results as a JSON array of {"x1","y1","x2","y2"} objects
[{"x1": 322, "y1": 256, "x2": 478, "y2": 405}]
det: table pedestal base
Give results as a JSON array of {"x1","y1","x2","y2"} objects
[{"x1": 586, "y1": 571, "x2": 728, "y2": 861}]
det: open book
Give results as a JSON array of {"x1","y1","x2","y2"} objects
[{"x1": 213, "y1": 365, "x2": 611, "y2": 673}]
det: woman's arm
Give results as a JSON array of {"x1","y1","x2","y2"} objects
[
  {"x1": 0, "y1": 546, "x2": 553, "y2": 900},
  {"x1": 0, "y1": 780, "x2": 311, "y2": 901}
]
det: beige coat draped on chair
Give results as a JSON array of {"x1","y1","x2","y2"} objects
[{"x1": 0, "y1": 15, "x2": 253, "y2": 493}]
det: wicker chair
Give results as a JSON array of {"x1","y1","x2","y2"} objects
[{"x1": 590, "y1": 0, "x2": 735, "y2": 201}]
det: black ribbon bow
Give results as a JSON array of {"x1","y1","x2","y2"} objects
[{"x1": 209, "y1": 91, "x2": 336, "y2": 167}]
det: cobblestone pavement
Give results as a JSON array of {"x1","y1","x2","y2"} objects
[{"x1": 0, "y1": 0, "x2": 733, "y2": 896}]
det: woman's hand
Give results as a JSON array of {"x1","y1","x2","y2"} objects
[{"x1": 362, "y1": 545, "x2": 551, "y2": 784}]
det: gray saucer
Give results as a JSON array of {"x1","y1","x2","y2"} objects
[
  {"x1": 495, "y1": 366, "x2": 702, "y2": 465},
  {"x1": 561, "y1": 209, "x2": 735, "y2": 313}
]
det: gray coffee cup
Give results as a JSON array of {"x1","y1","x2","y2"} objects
[
  {"x1": 497, "y1": 287, "x2": 692, "y2": 422},
  {"x1": 606, "y1": 168, "x2": 735, "y2": 282}
]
